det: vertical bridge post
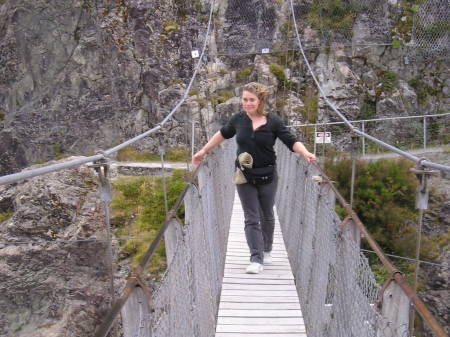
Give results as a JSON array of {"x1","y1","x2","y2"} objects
[{"x1": 377, "y1": 279, "x2": 410, "y2": 337}]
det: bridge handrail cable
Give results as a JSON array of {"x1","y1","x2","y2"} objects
[{"x1": 288, "y1": 0, "x2": 450, "y2": 174}]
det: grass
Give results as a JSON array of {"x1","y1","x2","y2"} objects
[
  {"x1": 295, "y1": 87, "x2": 318, "y2": 123},
  {"x1": 236, "y1": 67, "x2": 253, "y2": 82},
  {"x1": 307, "y1": 0, "x2": 360, "y2": 36},
  {"x1": 407, "y1": 78, "x2": 440, "y2": 105},
  {"x1": 391, "y1": 0, "x2": 424, "y2": 42},
  {"x1": 269, "y1": 63, "x2": 286, "y2": 83},
  {"x1": 163, "y1": 21, "x2": 180, "y2": 33},
  {"x1": 117, "y1": 146, "x2": 190, "y2": 162},
  {"x1": 0, "y1": 210, "x2": 13, "y2": 223},
  {"x1": 188, "y1": 88, "x2": 199, "y2": 96},
  {"x1": 111, "y1": 170, "x2": 188, "y2": 276},
  {"x1": 217, "y1": 89, "x2": 235, "y2": 103},
  {"x1": 194, "y1": 1, "x2": 202, "y2": 11},
  {"x1": 360, "y1": 96, "x2": 377, "y2": 119},
  {"x1": 377, "y1": 71, "x2": 399, "y2": 94}
]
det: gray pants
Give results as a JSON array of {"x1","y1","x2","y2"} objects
[{"x1": 236, "y1": 173, "x2": 278, "y2": 264}]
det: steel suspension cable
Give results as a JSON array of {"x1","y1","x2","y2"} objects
[{"x1": 288, "y1": 0, "x2": 450, "y2": 174}]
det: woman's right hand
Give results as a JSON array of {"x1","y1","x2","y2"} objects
[{"x1": 192, "y1": 149, "x2": 206, "y2": 166}]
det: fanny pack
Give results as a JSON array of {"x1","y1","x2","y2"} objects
[{"x1": 235, "y1": 159, "x2": 274, "y2": 185}]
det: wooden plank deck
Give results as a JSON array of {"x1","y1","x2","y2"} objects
[{"x1": 215, "y1": 191, "x2": 307, "y2": 337}]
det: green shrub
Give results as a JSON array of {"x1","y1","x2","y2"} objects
[
  {"x1": 188, "y1": 88, "x2": 199, "y2": 96},
  {"x1": 217, "y1": 89, "x2": 234, "y2": 103},
  {"x1": 390, "y1": 0, "x2": 423, "y2": 42},
  {"x1": 111, "y1": 170, "x2": 187, "y2": 276},
  {"x1": 269, "y1": 63, "x2": 286, "y2": 83},
  {"x1": 360, "y1": 96, "x2": 376, "y2": 119},
  {"x1": 323, "y1": 157, "x2": 448, "y2": 283},
  {"x1": 0, "y1": 210, "x2": 13, "y2": 223},
  {"x1": 378, "y1": 71, "x2": 399, "y2": 93},
  {"x1": 0, "y1": 109, "x2": 5, "y2": 121},
  {"x1": 163, "y1": 21, "x2": 180, "y2": 33},
  {"x1": 194, "y1": 1, "x2": 202, "y2": 11},
  {"x1": 280, "y1": 20, "x2": 295, "y2": 38},
  {"x1": 407, "y1": 78, "x2": 440, "y2": 105},
  {"x1": 52, "y1": 144, "x2": 68, "y2": 160},
  {"x1": 325, "y1": 158, "x2": 418, "y2": 254},
  {"x1": 307, "y1": 0, "x2": 360, "y2": 35},
  {"x1": 392, "y1": 40, "x2": 402, "y2": 48},
  {"x1": 296, "y1": 88, "x2": 318, "y2": 123},
  {"x1": 195, "y1": 97, "x2": 207, "y2": 107},
  {"x1": 236, "y1": 67, "x2": 253, "y2": 82}
]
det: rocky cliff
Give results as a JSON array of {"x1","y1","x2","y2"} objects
[
  {"x1": 0, "y1": 0, "x2": 209, "y2": 175},
  {"x1": 0, "y1": 158, "x2": 119, "y2": 337}
]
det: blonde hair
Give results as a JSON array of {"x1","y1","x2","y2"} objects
[{"x1": 242, "y1": 82, "x2": 270, "y2": 116}]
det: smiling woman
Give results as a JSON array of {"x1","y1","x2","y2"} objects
[{"x1": 192, "y1": 82, "x2": 316, "y2": 274}]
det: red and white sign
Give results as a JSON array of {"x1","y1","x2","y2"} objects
[{"x1": 315, "y1": 132, "x2": 331, "y2": 144}]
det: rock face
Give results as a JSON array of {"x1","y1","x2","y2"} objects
[
  {"x1": 0, "y1": 0, "x2": 208, "y2": 175},
  {"x1": 0, "y1": 159, "x2": 117, "y2": 337}
]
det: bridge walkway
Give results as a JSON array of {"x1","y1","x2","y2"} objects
[{"x1": 215, "y1": 191, "x2": 307, "y2": 337}]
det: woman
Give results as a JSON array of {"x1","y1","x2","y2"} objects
[{"x1": 192, "y1": 82, "x2": 316, "y2": 274}]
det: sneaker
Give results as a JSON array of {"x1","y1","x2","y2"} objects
[
  {"x1": 246, "y1": 262, "x2": 263, "y2": 274},
  {"x1": 264, "y1": 251, "x2": 273, "y2": 264}
]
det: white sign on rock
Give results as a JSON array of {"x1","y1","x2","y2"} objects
[{"x1": 191, "y1": 50, "x2": 199, "y2": 58}]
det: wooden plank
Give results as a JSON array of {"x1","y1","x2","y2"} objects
[
  {"x1": 222, "y1": 277, "x2": 294, "y2": 285},
  {"x1": 216, "y1": 333, "x2": 307, "y2": 337},
  {"x1": 218, "y1": 309, "x2": 303, "y2": 317},
  {"x1": 223, "y1": 273, "x2": 294, "y2": 280},
  {"x1": 219, "y1": 302, "x2": 301, "y2": 310},
  {"x1": 220, "y1": 295, "x2": 300, "y2": 303},
  {"x1": 222, "y1": 283, "x2": 297, "y2": 291},
  {"x1": 217, "y1": 317, "x2": 304, "y2": 325},
  {"x1": 226, "y1": 251, "x2": 287, "y2": 257},
  {"x1": 225, "y1": 263, "x2": 291, "y2": 270},
  {"x1": 216, "y1": 325, "x2": 306, "y2": 333},
  {"x1": 221, "y1": 290, "x2": 298, "y2": 297}
]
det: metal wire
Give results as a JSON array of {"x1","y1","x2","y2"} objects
[{"x1": 361, "y1": 249, "x2": 450, "y2": 270}]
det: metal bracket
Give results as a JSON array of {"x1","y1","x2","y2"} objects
[
  {"x1": 350, "y1": 135, "x2": 359, "y2": 159},
  {"x1": 376, "y1": 270, "x2": 402, "y2": 312},
  {"x1": 91, "y1": 157, "x2": 112, "y2": 204},
  {"x1": 410, "y1": 164, "x2": 439, "y2": 210},
  {"x1": 131, "y1": 275, "x2": 153, "y2": 308}
]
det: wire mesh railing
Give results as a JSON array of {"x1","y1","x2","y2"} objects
[
  {"x1": 276, "y1": 142, "x2": 381, "y2": 337},
  {"x1": 146, "y1": 141, "x2": 235, "y2": 337},
  {"x1": 275, "y1": 141, "x2": 448, "y2": 337}
]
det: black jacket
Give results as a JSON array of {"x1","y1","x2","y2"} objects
[{"x1": 220, "y1": 112, "x2": 297, "y2": 168}]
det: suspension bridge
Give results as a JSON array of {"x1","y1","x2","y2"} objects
[{"x1": 0, "y1": 0, "x2": 449, "y2": 336}]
